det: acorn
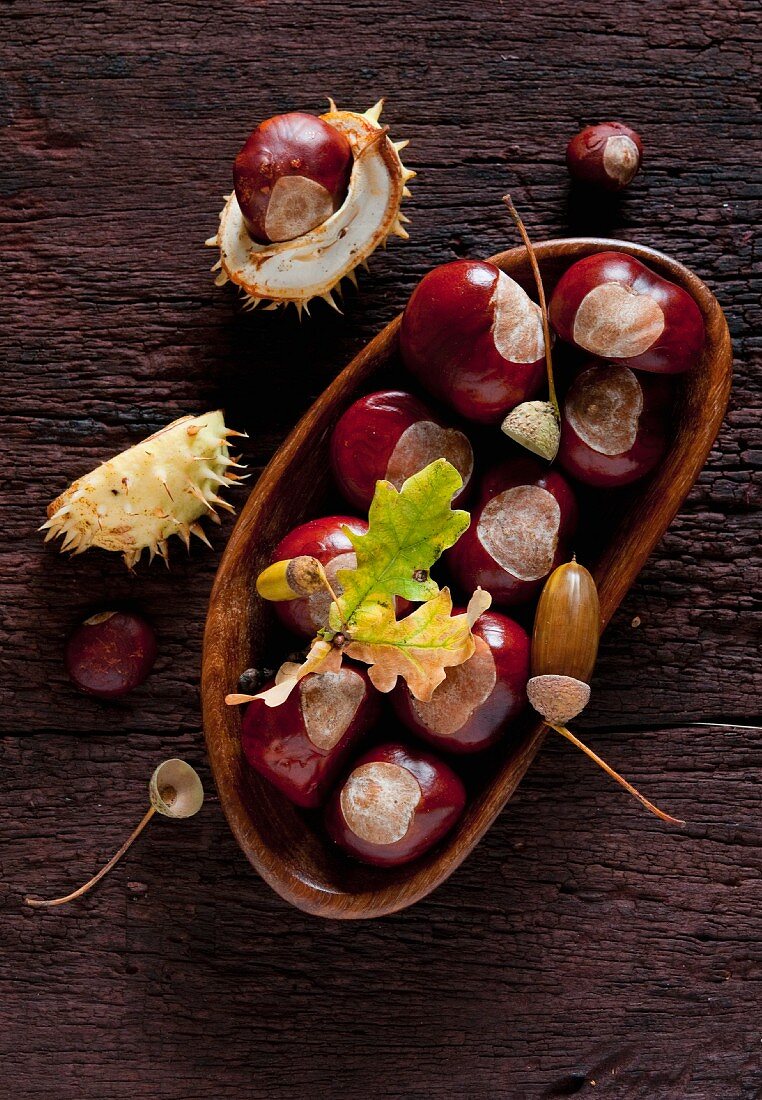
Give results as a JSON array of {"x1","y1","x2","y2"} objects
[
  {"x1": 527, "y1": 559, "x2": 683, "y2": 826},
  {"x1": 527, "y1": 558, "x2": 599, "y2": 724},
  {"x1": 256, "y1": 556, "x2": 330, "y2": 602}
]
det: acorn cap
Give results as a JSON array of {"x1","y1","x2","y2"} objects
[
  {"x1": 527, "y1": 674, "x2": 590, "y2": 725},
  {"x1": 149, "y1": 759, "x2": 204, "y2": 819},
  {"x1": 501, "y1": 401, "x2": 560, "y2": 462}
]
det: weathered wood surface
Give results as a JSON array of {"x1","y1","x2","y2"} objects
[{"x1": 1, "y1": 1, "x2": 759, "y2": 1097}]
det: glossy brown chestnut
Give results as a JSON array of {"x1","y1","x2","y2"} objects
[
  {"x1": 241, "y1": 665, "x2": 379, "y2": 809},
  {"x1": 448, "y1": 456, "x2": 578, "y2": 606},
  {"x1": 65, "y1": 610, "x2": 157, "y2": 698},
  {"x1": 270, "y1": 515, "x2": 368, "y2": 638},
  {"x1": 566, "y1": 122, "x2": 643, "y2": 191},
  {"x1": 559, "y1": 361, "x2": 672, "y2": 487},
  {"x1": 233, "y1": 112, "x2": 353, "y2": 244},
  {"x1": 549, "y1": 252, "x2": 705, "y2": 374},
  {"x1": 325, "y1": 742, "x2": 466, "y2": 866},
  {"x1": 399, "y1": 260, "x2": 546, "y2": 424},
  {"x1": 330, "y1": 389, "x2": 474, "y2": 511},
  {"x1": 392, "y1": 610, "x2": 530, "y2": 753}
]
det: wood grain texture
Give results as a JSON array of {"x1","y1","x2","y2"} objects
[{"x1": 1, "y1": 0, "x2": 760, "y2": 1095}]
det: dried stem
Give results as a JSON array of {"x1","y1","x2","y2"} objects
[
  {"x1": 547, "y1": 723, "x2": 685, "y2": 826},
  {"x1": 316, "y1": 562, "x2": 350, "y2": 637},
  {"x1": 502, "y1": 194, "x2": 559, "y2": 418},
  {"x1": 25, "y1": 805, "x2": 157, "y2": 909}
]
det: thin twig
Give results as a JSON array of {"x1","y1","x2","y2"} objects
[
  {"x1": 25, "y1": 806, "x2": 157, "y2": 908},
  {"x1": 547, "y1": 723, "x2": 685, "y2": 826},
  {"x1": 502, "y1": 194, "x2": 559, "y2": 418}
]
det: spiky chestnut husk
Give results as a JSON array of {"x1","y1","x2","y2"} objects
[
  {"x1": 41, "y1": 411, "x2": 245, "y2": 568},
  {"x1": 206, "y1": 100, "x2": 415, "y2": 316}
]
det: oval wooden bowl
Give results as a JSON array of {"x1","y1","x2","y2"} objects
[{"x1": 201, "y1": 239, "x2": 732, "y2": 919}]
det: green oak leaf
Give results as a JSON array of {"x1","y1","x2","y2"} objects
[{"x1": 329, "y1": 458, "x2": 469, "y2": 632}]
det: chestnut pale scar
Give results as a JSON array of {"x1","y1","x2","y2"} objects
[
  {"x1": 566, "y1": 364, "x2": 644, "y2": 455},
  {"x1": 386, "y1": 422, "x2": 473, "y2": 491},
  {"x1": 602, "y1": 135, "x2": 640, "y2": 185},
  {"x1": 478, "y1": 485, "x2": 561, "y2": 581},
  {"x1": 264, "y1": 175, "x2": 335, "y2": 242},
  {"x1": 491, "y1": 271, "x2": 545, "y2": 363},
  {"x1": 573, "y1": 283, "x2": 665, "y2": 358},
  {"x1": 340, "y1": 762, "x2": 421, "y2": 844},
  {"x1": 300, "y1": 669, "x2": 365, "y2": 751},
  {"x1": 411, "y1": 636, "x2": 497, "y2": 735}
]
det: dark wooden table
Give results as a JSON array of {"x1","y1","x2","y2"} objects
[{"x1": 2, "y1": 2, "x2": 760, "y2": 1097}]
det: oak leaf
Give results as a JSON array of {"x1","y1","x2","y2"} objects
[
  {"x1": 330, "y1": 458, "x2": 469, "y2": 632},
  {"x1": 344, "y1": 588, "x2": 490, "y2": 701}
]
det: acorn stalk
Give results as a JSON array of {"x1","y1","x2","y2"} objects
[{"x1": 24, "y1": 760, "x2": 204, "y2": 909}]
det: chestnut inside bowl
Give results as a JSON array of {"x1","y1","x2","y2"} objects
[{"x1": 201, "y1": 239, "x2": 731, "y2": 919}]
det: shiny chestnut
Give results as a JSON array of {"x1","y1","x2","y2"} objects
[
  {"x1": 330, "y1": 389, "x2": 474, "y2": 511},
  {"x1": 234, "y1": 112, "x2": 353, "y2": 244},
  {"x1": 549, "y1": 252, "x2": 705, "y2": 375},
  {"x1": 242, "y1": 665, "x2": 379, "y2": 809},
  {"x1": 65, "y1": 610, "x2": 157, "y2": 699},
  {"x1": 399, "y1": 260, "x2": 546, "y2": 423},
  {"x1": 448, "y1": 456, "x2": 578, "y2": 606},
  {"x1": 566, "y1": 122, "x2": 643, "y2": 191},
  {"x1": 326, "y1": 742, "x2": 466, "y2": 866},
  {"x1": 559, "y1": 361, "x2": 672, "y2": 487},
  {"x1": 269, "y1": 515, "x2": 368, "y2": 638},
  {"x1": 392, "y1": 610, "x2": 530, "y2": 753}
]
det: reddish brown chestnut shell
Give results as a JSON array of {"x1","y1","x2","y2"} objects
[
  {"x1": 270, "y1": 515, "x2": 368, "y2": 638},
  {"x1": 65, "y1": 610, "x2": 157, "y2": 699},
  {"x1": 448, "y1": 456, "x2": 578, "y2": 606},
  {"x1": 330, "y1": 389, "x2": 474, "y2": 511},
  {"x1": 559, "y1": 361, "x2": 672, "y2": 488},
  {"x1": 549, "y1": 252, "x2": 705, "y2": 375},
  {"x1": 241, "y1": 665, "x2": 379, "y2": 809},
  {"x1": 566, "y1": 122, "x2": 643, "y2": 191},
  {"x1": 392, "y1": 610, "x2": 530, "y2": 753},
  {"x1": 399, "y1": 260, "x2": 546, "y2": 424},
  {"x1": 325, "y1": 742, "x2": 466, "y2": 867},
  {"x1": 233, "y1": 112, "x2": 353, "y2": 244}
]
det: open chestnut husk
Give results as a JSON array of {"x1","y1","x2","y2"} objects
[{"x1": 209, "y1": 100, "x2": 414, "y2": 314}]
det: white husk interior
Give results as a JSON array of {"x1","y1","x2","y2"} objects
[
  {"x1": 207, "y1": 101, "x2": 415, "y2": 314},
  {"x1": 42, "y1": 411, "x2": 244, "y2": 567}
]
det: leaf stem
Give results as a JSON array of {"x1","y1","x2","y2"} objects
[
  {"x1": 502, "y1": 194, "x2": 559, "y2": 418},
  {"x1": 547, "y1": 723, "x2": 685, "y2": 827},
  {"x1": 25, "y1": 805, "x2": 157, "y2": 909}
]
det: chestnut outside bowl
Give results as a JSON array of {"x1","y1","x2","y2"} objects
[{"x1": 201, "y1": 239, "x2": 732, "y2": 919}]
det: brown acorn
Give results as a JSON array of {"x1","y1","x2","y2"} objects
[
  {"x1": 527, "y1": 558, "x2": 600, "y2": 724},
  {"x1": 256, "y1": 556, "x2": 330, "y2": 602},
  {"x1": 528, "y1": 558, "x2": 683, "y2": 827}
]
